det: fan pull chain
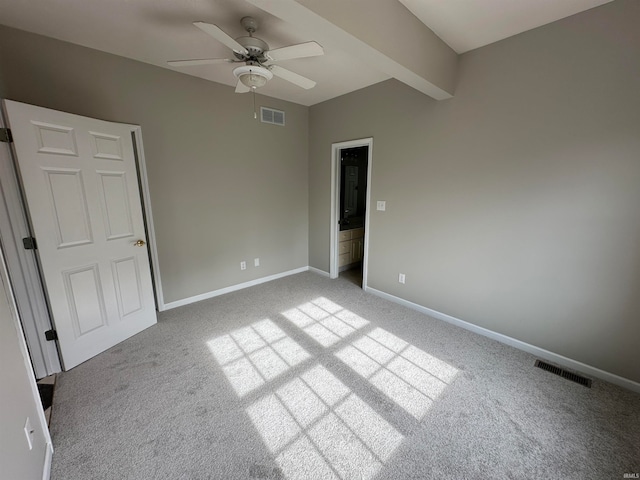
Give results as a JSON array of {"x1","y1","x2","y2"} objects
[{"x1": 252, "y1": 87, "x2": 257, "y2": 119}]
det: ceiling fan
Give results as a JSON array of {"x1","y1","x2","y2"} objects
[{"x1": 168, "y1": 17, "x2": 324, "y2": 93}]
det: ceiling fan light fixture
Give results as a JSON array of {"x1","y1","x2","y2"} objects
[{"x1": 233, "y1": 65, "x2": 273, "y2": 89}]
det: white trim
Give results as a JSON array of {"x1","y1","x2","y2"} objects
[
  {"x1": 0, "y1": 102, "x2": 61, "y2": 377},
  {"x1": 362, "y1": 142, "x2": 373, "y2": 291},
  {"x1": 42, "y1": 442, "x2": 53, "y2": 480},
  {"x1": 365, "y1": 286, "x2": 640, "y2": 394},
  {"x1": 330, "y1": 138, "x2": 373, "y2": 290},
  {"x1": 163, "y1": 267, "x2": 309, "y2": 310},
  {"x1": 130, "y1": 126, "x2": 165, "y2": 311},
  {"x1": 330, "y1": 146, "x2": 338, "y2": 279},
  {"x1": 308, "y1": 266, "x2": 330, "y2": 277}
]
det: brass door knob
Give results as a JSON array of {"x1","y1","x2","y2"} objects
[{"x1": 133, "y1": 239, "x2": 146, "y2": 247}]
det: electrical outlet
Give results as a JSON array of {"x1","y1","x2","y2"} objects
[
  {"x1": 240, "y1": 261, "x2": 247, "y2": 271},
  {"x1": 254, "y1": 258, "x2": 260, "y2": 267},
  {"x1": 377, "y1": 201, "x2": 386, "y2": 211},
  {"x1": 398, "y1": 273, "x2": 406, "y2": 284},
  {"x1": 24, "y1": 417, "x2": 34, "y2": 450}
]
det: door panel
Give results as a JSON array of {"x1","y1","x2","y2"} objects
[
  {"x1": 43, "y1": 168, "x2": 93, "y2": 247},
  {"x1": 33, "y1": 121, "x2": 78, "y2": 156},
  {"x1": 89, "y1": 131, "x2": 124, "y2": 160},
  {"x1": 112, "y1": 256, "x2": 143, "y2": 317},
  {"x1": 62, "y1": 264, "x2": 108, "y2": 336},
  {"x1": 3, "y1": 100, "x2": 157, "y2": 370},
  {"x1": 97, "y1": 171, "x2": 134, "y2": 239}
]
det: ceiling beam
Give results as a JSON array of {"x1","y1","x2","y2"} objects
[{"x1": 247, "y1": 0, "x2": 458, "y2": 100}]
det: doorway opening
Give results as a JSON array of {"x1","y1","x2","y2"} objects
[{"x1": 330, "y1": 138, "x2": 373, "y2": 288}]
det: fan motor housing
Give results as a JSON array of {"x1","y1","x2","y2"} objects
[{"x1": 236, "y1": 36, "x2": 269, "y2": 61}]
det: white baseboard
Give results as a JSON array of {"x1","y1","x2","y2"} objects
[
  {"x1": 42, "y1": 442, "x2": 53, "y2": 480},
  {"x1": 162, "y1": 267, "x2": 309, "y2": 310},
  {"x1": 365, "y1": 286, "x2": 640, "y2": 394},
  {"x1": 308, "y1": 266, "x2": 330, "y2": 277}
]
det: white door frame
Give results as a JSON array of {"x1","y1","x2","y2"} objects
[
  {"x1": 130, "y1": 126, "x2": 165, "y2": 311},
  {"x1": 0, "y1": 103, "x2": 164, "y2": 375},
  {"x1": 330, "y1": 138, "x2": 373, "y2": 288},
  {"x1": 0, "y1": 113, "x2": 61, "y2": 377}
]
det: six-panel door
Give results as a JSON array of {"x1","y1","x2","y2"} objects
[{"x1": 3, "y1": 100, "x2": 157, "y2": 370}]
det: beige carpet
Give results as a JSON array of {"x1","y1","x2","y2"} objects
[{"x1": 50, "y1": 272, "x2": 640, "y2": 479}]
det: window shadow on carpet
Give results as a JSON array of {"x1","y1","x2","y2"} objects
[{"x1": 207, "y1": 296, "x2": 459, "y2": 480}]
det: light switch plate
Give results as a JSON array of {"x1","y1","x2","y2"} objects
[{"x1": 377, "y1": 201, "x2": 386, "y2": 211}]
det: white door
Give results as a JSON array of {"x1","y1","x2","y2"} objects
[{"x1": 3, "y1": 100, "x2": 157, "y2": 370}]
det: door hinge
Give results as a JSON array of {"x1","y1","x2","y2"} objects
[
  {"x1": 22, "y1": 237, "x2": 37, "y2": 250},
  {"x1": 44, "y1": 329, "x2": 58, "y2": 341},
  {"x1": 0, "y1": 128, "x2": 12, "y2": 143}
]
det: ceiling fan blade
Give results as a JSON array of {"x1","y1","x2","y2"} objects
[
  {"x1": 167, "y1": 58, "x2": 233, "y2": 67},
  {"x1": 235, "y1": 80, "x2": 251, "y2": 93},
  {"x1": 269, "y1": 65, "x2": 316, "y2": 89},
  {"x1": 266, "y1": 41, "x2": 324, "y2": 62},
  {"x1": 193, "y1": 22, "x2": 249, "y2": 55}
]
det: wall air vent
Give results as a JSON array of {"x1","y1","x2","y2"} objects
[
  {"x1": 260, "y1": 107, "x2": 285, "y2": 126},
  {"x1": 535, "y1": 360, "x2": 592, "y2": 388}
]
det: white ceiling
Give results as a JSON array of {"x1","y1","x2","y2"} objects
[
  {"x1": 398, "y1": 0, "x2": 613, "y2": 53},
  {"x1": 0, "y1": 0, "x2": 613, "y2": 106}
]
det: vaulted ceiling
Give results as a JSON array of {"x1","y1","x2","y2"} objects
[{"x1": 0, "y1": 0, "x2": 612, "y2": 106}]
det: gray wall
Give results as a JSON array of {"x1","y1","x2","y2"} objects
[
  {"x1": 0, "y1": 25, "x2": 309, "y2": 305},
  {"x1": 0, "y1": 251, "x2": 49, "y2": 478},
  {"x1": 1, "y1": 1, "x2": 639, "y2": 387},
  {"x1": 309, "y1": 0, "x2": 640, "y2": 383}
]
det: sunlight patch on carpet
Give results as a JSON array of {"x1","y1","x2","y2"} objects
[
  {"x1": 336, "y1": 327, "x2": 458, "y2": 419},
  {"x1": 246, "y1": 364, "x2": 403, "y2": 480},
  {"x1": 281, "y1": 297, "x2": 369, "y2": 347},
  {"x1": 207, "y1": 319, "x2": 311, "y2": 396},
  {"x1": 207, "y1": 298, "x2": 457, "y2": 478}
]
